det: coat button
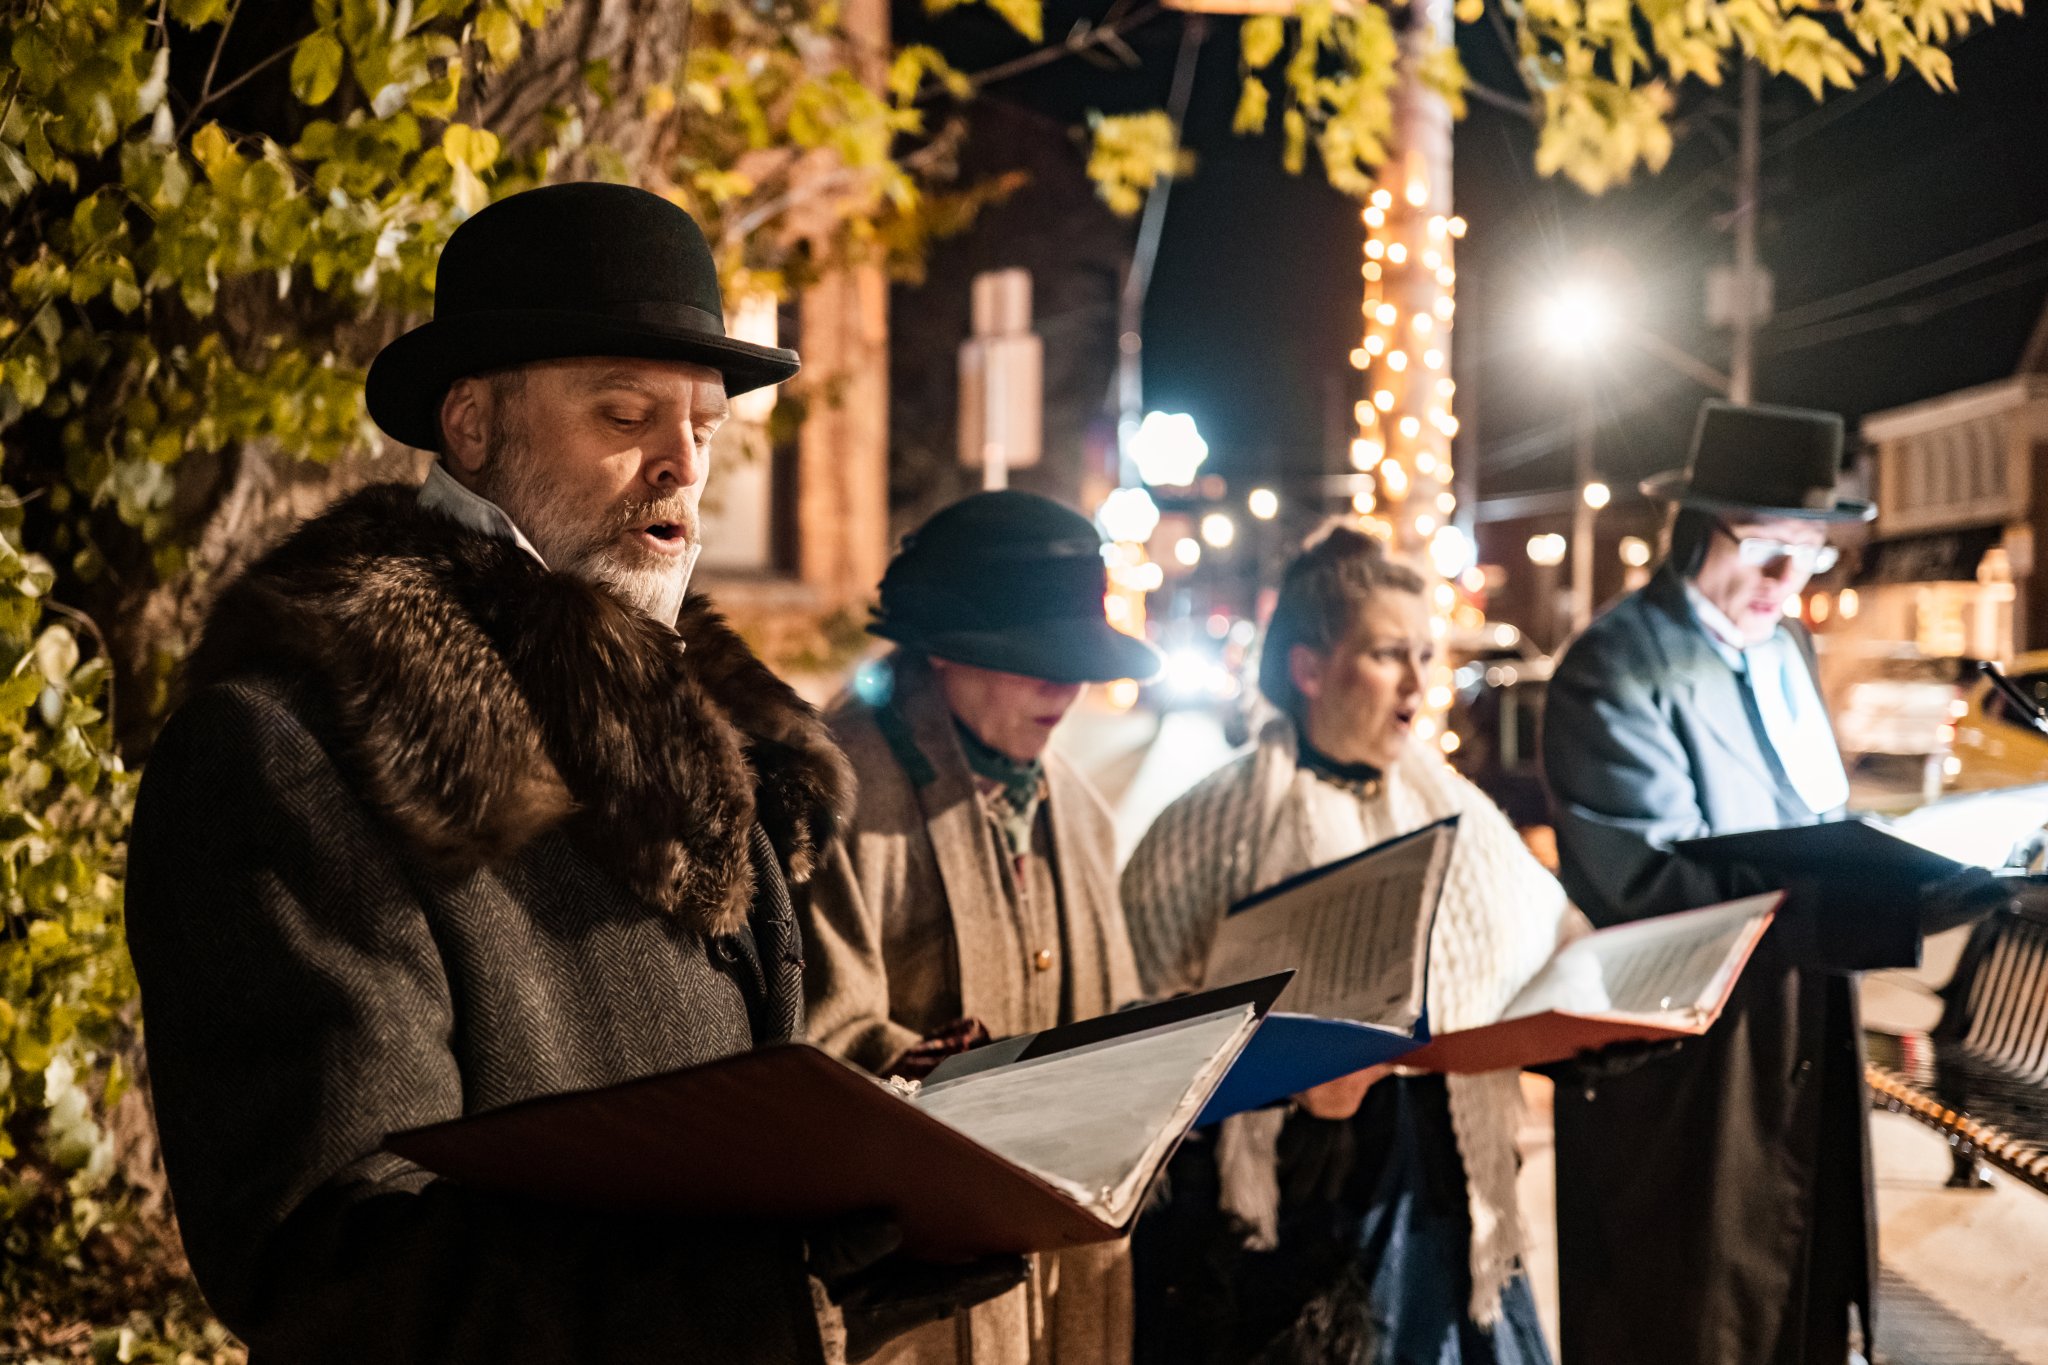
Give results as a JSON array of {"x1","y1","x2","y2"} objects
[{"x1": 1033, "y1": 948, "x2": 1056, "y2": 972}]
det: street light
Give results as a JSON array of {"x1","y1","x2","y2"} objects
[
  {"x1": 1430, "y1": 524, "x2": 1476, "y2": 579},
  {"x1": 1538, "y1": 280, "x2": 1615, "y2": 354},
  {"x1": 1200, "y1": 512, "x2": 1236, "y2": 549},
  {"x1": 1538, "y1": 277, "x2": 1613, "y2": 633},
  {"x1": 1129, "y1": 411, "x2": 1209, "y2": 487},
  {"x1": 1247, "y1": 487, "x2": 1279, "y2": 520},
  {"x1": 1173, "y1": 537, "x2": 1202, "y2": 567},
  {"x1": 1097, "y1": 486, "x2": 1161, "y2": 544}
]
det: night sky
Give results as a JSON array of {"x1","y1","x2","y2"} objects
[{"x1": 899, "y1": 1, "x2": 2048, "y2": 504}]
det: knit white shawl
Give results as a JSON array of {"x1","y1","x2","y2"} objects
[{"x1": 1121, "y1": 717, "x2": 1583, "y2": 1325}]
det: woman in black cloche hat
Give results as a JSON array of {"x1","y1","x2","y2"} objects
[{"x1": 798, "y1": 491, "x2": 1159, "y2": 1365}]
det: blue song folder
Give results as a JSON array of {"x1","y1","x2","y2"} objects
[
  {"x1": 1193, "y1": 819, "x2": 1457, "y2": 1124},
  {"x1": 1192, "y1": 823, "x2": 1779, "y2": 1125}
]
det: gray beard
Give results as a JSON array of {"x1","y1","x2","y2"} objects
[
  {"x1": 579, "y1": 540, "x2": 699, "y2": 627},
  {"x1": 472, "y1": 433, "x2": 698, "y2": 628}
]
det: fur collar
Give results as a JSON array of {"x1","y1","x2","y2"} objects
[{"x1": 184, "y1": 484, "x2": 854, "y2": 938}]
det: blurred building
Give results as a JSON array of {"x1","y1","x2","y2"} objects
[
  {"x1": 694, "y1": 0, "x2": 892, "y2": 685},
  {"x1": 1849, "y1": 305, "x2": 2048, "y2": 663}
]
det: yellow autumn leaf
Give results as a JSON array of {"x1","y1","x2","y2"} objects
[{"x1": 1233, "y1": 77, "x2": 1271, "y2": 134}]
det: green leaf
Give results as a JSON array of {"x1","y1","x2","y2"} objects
[
  {"x1": 291, "y1": 33, "x2": 347, "y2": 106},
  {"x1": 1232, "y1": 77, "x2": 1270, "y2": 135},
  {"x1": 440, "y1": 123, "x2": 501, "y2": 173},
  {"x1": 0, "y1": 671, "x2": 42, "y2": 722},
  {"x1": 1283, "y1": 106, "x2": 1306, "y2": 173},
  {"x1": 474, "y1": 7, "x2": 523, "y2": 66},
  {"x1": 170, "y1": 0, "x2": 235, "y2": 24},
  {"x1": 1242, "y1": 15, "x2": 1286, "y2": 70}
]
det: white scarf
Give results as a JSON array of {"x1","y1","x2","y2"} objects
[{"x1": 1168, "y1": 719, "x2": 1582, "y2": 1325}]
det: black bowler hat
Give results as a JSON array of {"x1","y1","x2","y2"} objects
[
  {"x1": 871, "y1": 492, "x2": 1162, "y2": 685},
  {"x1": 365, "y1": 183, "x2": 801, "y2": 451},
  {"x1": 1639, "y1": 400, "x2": 1875, "y2": 522}
]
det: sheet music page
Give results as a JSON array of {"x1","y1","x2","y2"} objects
[
  {"x1": 1202, "y1": 822, "x2": 1453, "y2": 1027},
  {"x1": 1879, "y1": 785, "x2": 2048, "y2": 870},
  {"x1": 910, "y1": 1005, "x2": 1257, "y2": 1223},
  {"x1": 1499, "y1": 895, "x2": 1776, "y2": 1023}
]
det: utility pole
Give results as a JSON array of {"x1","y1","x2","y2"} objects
[
  {"x1": 1728, "y1": 60, "x2": 1762, "y2": 404},
  {"x1": 1571, "y1": 399, "x2": 1596, "y2": 631},
  {"x1": 1115, "y1": 16, "x2": 1206, "y2": 483}
]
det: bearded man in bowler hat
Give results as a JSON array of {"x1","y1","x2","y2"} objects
[
  {"x1": 125, "y1": 183, "x2": 1020, "y2": 1365},
  {"x1": 801, "y1": 491, "x2": 1161, "y2": 1365},
  {"x1": 1541, "y1": 401, "x2": 2003, "y2": 1365}
]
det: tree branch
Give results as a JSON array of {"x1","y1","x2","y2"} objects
[
  {"x1": 1465, "y1": 79, "x2": 1536, "y2": 119},
  {"x1": 179, "y1": 0, "x2": 245, "y2": 138}
]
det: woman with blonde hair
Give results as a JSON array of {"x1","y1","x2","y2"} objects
[{"x1": 1123, "y1": 525, "x2": 1577, "y2": 1365}]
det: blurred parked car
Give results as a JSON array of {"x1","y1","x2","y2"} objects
[
  {"x1": 1947, "y1": 650, "x2": 2048, "y2": 792},
  {"x1": 1448, "y1": 651, "x2": 1554, "y2": 835},
  {"x1": 1829, "y1": 652, "x2": 1968, "y2": 803}
]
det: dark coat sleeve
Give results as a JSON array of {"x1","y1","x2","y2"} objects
[
  {"x1": 125, "y1": 682, "x2": 825, "y2": 1365},
  {"x1": 1543, "y1": 618, "x2": 1918, "y2": 972},
  {"x1": 1542, "y1": 626, "x2": 1770, "y2": 927}
]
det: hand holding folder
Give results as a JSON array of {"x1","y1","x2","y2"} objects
[
  {"x1": 1189, "y1": 819, "x2": 1781, "y2": 1124},
  {"x1": 387, "y1": 973, "x2": 1289, "y2": 1260},
  {"x1": 1673, "y1": 785, "x2": 2048, "y2": 969}
]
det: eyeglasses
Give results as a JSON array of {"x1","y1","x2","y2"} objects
[{"x1": 1712, "y1": 520, "x2": 1839, "y2": 575}]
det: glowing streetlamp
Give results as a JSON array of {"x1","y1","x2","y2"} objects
[
  {"x1": 1539, "y1": 277, "x2": 1616, "y2": 632},
  {"x1": 1097, "y1": 486, "x2": 1161, "y2": 544},
  {"x1": 1247, "y1": 487, "x2": 1279, "y2": 520},
  {"x1": 1129, "y1": 411, "x2": 1209, "y2": 488},
  {"x1": 1538, "y1": 280, "x2": 1616, "y2": 355},
  {"x1": 1200, "y1": 512, "x2": 1236, "y2": 549}
]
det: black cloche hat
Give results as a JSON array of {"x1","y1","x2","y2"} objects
[
  {"x1": 871, "y1": 492, "x2": 1162, "y2": 685},
  {"x1": 1639, "y1": 399, "x2": 1875, "y2": 522},
  {"x1": 365, "y1": 183, "x2": 801, "y2": 451}
]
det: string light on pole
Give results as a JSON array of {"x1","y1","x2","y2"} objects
[{"x1": 1353, "y1": 177, "x2": 1459, "y2": 552}]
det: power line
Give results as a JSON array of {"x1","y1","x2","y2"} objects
[
  {"x1": 1765, "y1": 252, "x2": 2048, "y2": 354},
  {"x1": 1768, "y1": 215, "x2": 2048, "y2": 331}
]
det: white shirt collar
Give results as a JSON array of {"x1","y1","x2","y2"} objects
[{"x1": 417, "y1": 462, "x2": 548, "y2": 567}]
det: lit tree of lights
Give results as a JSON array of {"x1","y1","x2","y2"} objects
[
  {"x1": 1345, "y1": 0, "x2": 1469, "y2": 757},
  {"x1": 1350, "y1": 188, "x2": 1465, "y2": 547}
]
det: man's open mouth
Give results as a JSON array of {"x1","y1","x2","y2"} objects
[{"x1": 635, "y1": 522, "x2": 691, "y2": 556}]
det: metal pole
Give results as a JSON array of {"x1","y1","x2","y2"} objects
[
  {"x1": 1729, "y1": 60, "x2": 1761, "y2": 405},
  {"x1": 1571, "y1": 396, "x2": 1596, "y2": 631},
  {"x1": 1115, "y1": 16, "x2": 1206, "y2": 483}
]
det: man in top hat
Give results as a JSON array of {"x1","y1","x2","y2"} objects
[
  {"x1": 1540, "y1": 401, "x2": 2002, "y2": 1365},
  {"x1": 801, "y1": 490, "x2": 1161, "y2": 1365},
  {"x1": 124, "y1": 183, "x2": 1019, "y2": 1365}
]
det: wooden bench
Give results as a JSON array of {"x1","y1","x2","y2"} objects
[{"x1": 1865, "y1": 902, "x2": 2048, "y2": 1194}]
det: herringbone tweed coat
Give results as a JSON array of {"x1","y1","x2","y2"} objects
[
  {"x1": 126, "y1": 485, "x2": 854, "y2": 1365},
  {"x1": 800, "y1": 655, "x2": 1140, "y2": 1365}
]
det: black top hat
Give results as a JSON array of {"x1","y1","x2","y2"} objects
[
  {"x1": 871, "y1": 492, "x2": 1162, "y2": 685},
  {"x1": 365, "y1": 183, "x2": 801, "y2": 451},
  {"x1": 1639, "y1": 400, "x2": 1874, "y2": 522}
]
